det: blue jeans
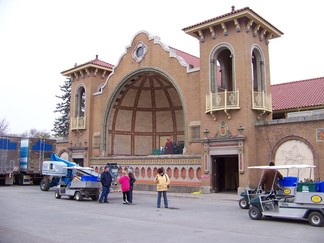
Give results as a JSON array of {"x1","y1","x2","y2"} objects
[
  {"x1": 157, "y1": 191, "x2": 168, "y2": 208},
  {"x1": 99, "y1": 186, "x2": 110, "y2": 202}
]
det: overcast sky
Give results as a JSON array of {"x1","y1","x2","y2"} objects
[{"x1": 1, "y1": 0, "x2": 323, "y2": 134}]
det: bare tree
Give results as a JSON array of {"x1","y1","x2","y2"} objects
[
  {"x1": 20, "y1": 129, "x2": 51, "y2": 139},
  {"x1": 0, "y1": 118, "x2": 10, "y2": 136}
]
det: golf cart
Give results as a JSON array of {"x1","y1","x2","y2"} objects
[
  {"x1": 247, "y1": 164, "x2": 324, "y2": 227},
  {"x1": 55, "y1": 166, "x2": 101, "y2": 201}
]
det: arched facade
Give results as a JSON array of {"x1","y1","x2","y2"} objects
[{"x1": 58, "y1": 7, "x2": 324, "y2": 193}]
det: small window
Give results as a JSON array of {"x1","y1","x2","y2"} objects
[
  {"x1": 190, "y1": 125, "x2": 200, "y2": 141},
  {"x1": 92, "y1": 132, "x2": 100, "y2": 148}
]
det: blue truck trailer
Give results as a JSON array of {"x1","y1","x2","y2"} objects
[
  {"x1": 15, "y1": 138, "x2": 56, "y2": 185},
  {"x1": 0, "y1": 136, "x2": 21, "y2": 185}
]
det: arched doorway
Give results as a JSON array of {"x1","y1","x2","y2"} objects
[{"x1": 105, "y1": 70, "x2": 185, "y2": 156}]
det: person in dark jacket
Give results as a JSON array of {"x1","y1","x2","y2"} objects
[
  {"x1": 260, "y1": 161, "x2": 283, "y2": 193},
  {"x1": 99, "y1": 165, "x2": 112, "y2": 203},
  {"x1": 128, "y1": 172, "x2": 136, "y2": 203}
]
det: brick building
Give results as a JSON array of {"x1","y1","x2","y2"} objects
[{"x1": 57, "y1": 7, "x2": 324, "y2": 193}]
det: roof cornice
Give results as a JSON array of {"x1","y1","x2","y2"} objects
[{"x1": 183, "y1": 7, "x2": 283, "y2": 42}]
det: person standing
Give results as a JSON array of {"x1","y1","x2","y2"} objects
[
  {"x1": 154, "y1": 167, "x2": 170, "y2": 208},
  {"x1": 164, "y1": 138, "x2": 173, "y2": 154},
  {"x1": 128, "y1": 172, "x2": 136, "y2": 203},
  {"x1": 99, "y1": 165, "x2": 112, "y2": 203},
  {"x1": 119, "y1": 171, "x2": 131, "y2": 204}
]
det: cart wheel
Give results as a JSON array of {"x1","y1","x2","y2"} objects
[
  {"x1": 75, "y1": 192, "x2": 83, "y2": 201},
  {"x1": 249, "y1": 206, "x2": 262, "y2": 220},
  {"x1": 308, "y1": 212, "x2": 324, "y2": 227},
  {"x1": 55, "y1": 189, "x2": 61, "y2": 199},
  {"x1": 239, "y1": 198, "x2": 249, "y2": 209},
  {"x1": 40, "y1": 179, "x2": 50, "y2": 191},
  {"x1": 91, "y1": 195, "x2": 99, "y2": 201}
]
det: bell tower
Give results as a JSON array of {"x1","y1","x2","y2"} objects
[{"x1": 183, "y1": 6, "x2": 283, "y2": 191}]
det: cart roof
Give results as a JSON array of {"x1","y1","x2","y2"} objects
[
  {"x1": 248, "y1": 164, "x2": 316, "y2": 170},
  {"x1": 65, "y1": 166, "x2": 94, "y2": 170}
]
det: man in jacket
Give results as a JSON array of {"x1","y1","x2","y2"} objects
[
  {"x1": 154, "y1": 167, "x2": 170, "y2": 208},
  {"x1": 260, "y1": 161, "x2": 283, "y2": 193},
  {"x1": 99, "y1": 165, "x2": 112, "y2": 203}
]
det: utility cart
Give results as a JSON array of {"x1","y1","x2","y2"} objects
[
  {"x1": 55, "y1": 167, "x2": 101, "y2": 201},
  {"x1": 248, "y1": 164, "x2": 324, "y2": 227}
]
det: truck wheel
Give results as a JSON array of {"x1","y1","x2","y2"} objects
[
  {"x1": 249, "y1": 207, "x2": 262, "y2": 220},
  {"x1": 239, "y1": 198, "x2": 249, "y2": 209},
  {"x1": 17, "y1": 174, "x2": 24, "y2": 185},
  {"x1": 40, "y1": 179, "x2": 50, "y2": 191},
  {"x1": 308, "y1": 212, "x2": 324, "y2": 227},
  {"x1": 91, "y1": 195, "x2": 99, "y2": 201},
  {"x1": 55, "y1": 189, "x2": 61, "y2": 199},
  {"x1": 75, "y1": 192, "x2": 83, "y2": 201}
]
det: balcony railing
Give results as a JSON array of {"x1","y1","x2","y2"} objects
[
  {"x1": 252, "y1": 91, "x2": 272, "y2": 112},
  {"x1": 71, "y1": 116, "x2": 86, "y2": 130},
  {"x1": 206, "y1": 90, "x2": 240, "y2": 113}
]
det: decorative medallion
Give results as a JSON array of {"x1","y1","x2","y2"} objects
[
  {"x1": 132, "y1": 41, "x2": 147, "y2": 63},
  {"x1": 216, "y1": 121, "x2": 233, "y2": 138}
]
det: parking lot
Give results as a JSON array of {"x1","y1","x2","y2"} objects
[{"x1": 0, "y1": 185, "x2": 322, "y2": 243}]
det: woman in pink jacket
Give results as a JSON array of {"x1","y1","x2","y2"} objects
[{"x1": 119, "y1": 171, "x2": 131, "y2": 204}]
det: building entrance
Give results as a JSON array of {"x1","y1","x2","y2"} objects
[{"x1": 211, "y1": 155, "x2": 238, "y2": 192}]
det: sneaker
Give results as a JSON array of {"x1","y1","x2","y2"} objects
[
  {"x1": 123, "y1": 201, "x2": 127, "y2": 204},
  {"x1": 104, "y1": 201, "x2": 109, "y2": 203},
  {"x1": 99, "y1": 201, "x2": 102, "y2": 203},
  {"x1": 157, "y1": 206, "x2": 160, "y2": 208},
  {"x1": 165, "y1": 206, "x2": 168, "y2": 208}
]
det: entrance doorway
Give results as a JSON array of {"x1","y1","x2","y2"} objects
[
  {"x1": 73, "y1": 158, "x2": 84, "y2": 167},
  {"x1": 211, "y1": 155, "x2": 238, "y2": 192}
]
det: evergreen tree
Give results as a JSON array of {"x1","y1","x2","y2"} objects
[{"x1": 52, "y1": 78, "x2": 71, "y2": 138}]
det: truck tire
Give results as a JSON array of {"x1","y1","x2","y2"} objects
[
  {"x1": 249, "y1": 206, "x2": 262, "y2": 220},
  {"x1": 91, "y1": 195, "x2": 99, "y2": 201},
  {"x1": 308, "y1": 212, "x2": 324, "y2": 227},
  {"x1": 40, "y1": 179, "x2": 50, "y2": 191},
  {"x1": 75, "y1": 192, "x2": 83, "y2": 201},
  {"x1": 17, "y1": 174, "x2": 24, "y2": 185},
  {"x1": 55, "y1": 189, "x2": 61, "y2": 199},
  {"x1": 239, "y1": 198, "x2": 249, "y2": 209}
]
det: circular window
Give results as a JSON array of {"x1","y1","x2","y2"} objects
[{"x1": 136, "y1": 46, "x2": 144, "y2": 58}]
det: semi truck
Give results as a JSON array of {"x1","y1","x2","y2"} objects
[
  {"x1": 15, "y1": 138, "x2": 56, "y2": 185},
  {"x1": 0, "y1": 136, "x2": 21, "y2": 185}
]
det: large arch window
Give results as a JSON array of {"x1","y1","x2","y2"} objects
[
  {"x1": 71, "y1": 86, "x2": 86, "y2": 130},
  {"x1": 211, "y1": 48, "x2": 234, "y2": 92},
  {"x1": 207, "y1": 44, "x2": 238, "y2": 117},
  {"x1": 252, "y1": 47, "x2": 265, "y2": 92},
  {"x1": 251, "y1": 46, "x2": 271, "y2": 113}
]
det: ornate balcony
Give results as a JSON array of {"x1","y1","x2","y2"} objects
[
  {"x1": 71, "y1": 116, "x2": 86, "y2": 130},
  {"x1": 206, "y1": 90, "x2": 240, "y2": 119},
  {"x1": 252, "y1": 91, "x2": 272, "y2": 112}
]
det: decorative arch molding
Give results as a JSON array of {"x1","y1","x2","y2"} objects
[
  {"x1": 271, "y1": 135, "x2": 319, "y2": 179},
  {"x1": 100, "y1": 67, "x2": 188, "y2": 156},
  {"x1": 94, "y1": 30, "x2": 194, "y2": 95}
]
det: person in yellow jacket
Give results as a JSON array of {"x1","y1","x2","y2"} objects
[{"x1": 154, "y1": 167, "x2": 170, "y2": 208}]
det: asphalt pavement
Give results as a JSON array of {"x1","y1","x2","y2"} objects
[{"x1": 0, "y1": 186, "x2": 322, "y2": 243}]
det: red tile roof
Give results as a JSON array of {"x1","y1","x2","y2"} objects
[
  {"x1": 271, "y1": 77, "x2": 324, "y2": 111},
  {"x1": 182, "y1": 6, "x2": 283, "y2": 37},
  {"x1": 169, "y1": 47, "x2": 200, "y2": 68},
  {"x1": 61, "y1": 55, "x2": 114, "y2": 74},
  {"x1": 89, "y1": 55, "x2": 114, "y2": 69}
]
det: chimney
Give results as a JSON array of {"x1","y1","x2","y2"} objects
[
  {"x1": 95, "y1": 54, "x2": 98, "y2": 60},
  {"x1": 231, "y1": 6, "x2": 235, "y2": 12}
]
